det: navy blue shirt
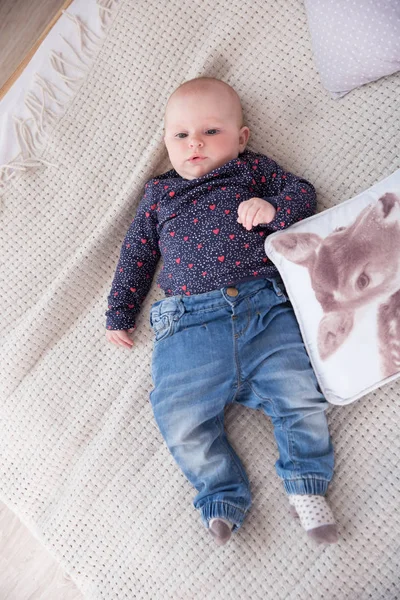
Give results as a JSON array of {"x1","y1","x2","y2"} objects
[{"x1": 106, "y1": 150, "x2": 316, "y2": 330}]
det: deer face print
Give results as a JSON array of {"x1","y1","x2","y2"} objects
[{"x1": 271, "y1": 193, "x2": 400, "y2": 361}]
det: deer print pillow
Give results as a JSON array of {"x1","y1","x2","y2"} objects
[{"x1": 265, "y1": 169, "x2": 400, "y2": 405}]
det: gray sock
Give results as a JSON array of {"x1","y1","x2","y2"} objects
[{"x1": 208, "y1": 518, "x2": 232, "y2": 546}]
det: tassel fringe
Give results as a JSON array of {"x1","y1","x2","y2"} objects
[{"x1": 0, "y1": 0, "x2": 118, "y2": 191}]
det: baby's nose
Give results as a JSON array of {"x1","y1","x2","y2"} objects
[{"x1": 189, "y1": 136, "x2": 204, "y2": 148}]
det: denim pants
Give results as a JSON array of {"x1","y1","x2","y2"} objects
[{"x1": 149, "y1": 278, "x2": 334, "y2": 530}]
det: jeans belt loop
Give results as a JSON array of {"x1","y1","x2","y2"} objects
[{"x1": 272, "y1": 278, "x2": 283, "y2": 297}]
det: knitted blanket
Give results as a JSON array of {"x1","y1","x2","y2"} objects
[{"x1": 1, "y1": 0, "x2": 399, "y2": 598}]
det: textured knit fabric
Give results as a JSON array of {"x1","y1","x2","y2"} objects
[
  {"x1": 105, "y1": 150, "x2": 315, "y2": 330},
  {"x1": 0, "y1": 0, "x2": 399, "y2": 598}
]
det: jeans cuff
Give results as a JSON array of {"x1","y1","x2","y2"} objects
[
  {"x1": 283, "y1": 477, "x2": 330, "y2": 496},
  {"x1": 200, "y1": 501, "x2": 248, "y2": 531}
]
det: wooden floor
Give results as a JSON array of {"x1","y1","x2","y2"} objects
[
  {"x1": 0, "y1": 501, "x2": 84, "y2": 598},
  {"x1": 0, "y1": 0, "x2": 73, "y2": 94}
]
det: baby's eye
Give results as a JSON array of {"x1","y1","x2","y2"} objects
[
  {"x1": 206, "y1": 129, "x2": 219, "y2": 135},
  {"x1": 175, "y1": 133, "x2": 188, "y2": 139}
]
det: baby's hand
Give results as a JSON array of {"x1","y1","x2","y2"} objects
[
  {"x1": 106, "y1": 328, "x2": 135, "y2": 349},
  {"x1": 237, "y1": 197, "x2": 277, "y2": 230}
]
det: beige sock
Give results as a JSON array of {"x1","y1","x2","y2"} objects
[{"x1": 288, "y1": 494, "x2": 339, "y2": 544}]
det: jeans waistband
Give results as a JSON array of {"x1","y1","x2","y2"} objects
[{"x1": 150, "y1": 277, "x2": 285, "y2": 318}]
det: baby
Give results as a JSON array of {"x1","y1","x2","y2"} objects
[{"x1": 106, "y1": 77, "x2": 338, "y2": 546}]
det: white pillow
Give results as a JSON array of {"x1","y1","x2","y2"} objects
[
  {"x1": 265, "y1": 169, "x2": 400, "y2": 404},
  {"x1": 305, "y1": 0, "x2": 400, "y2": 98}
]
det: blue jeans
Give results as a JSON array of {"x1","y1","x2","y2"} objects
[{"x1": 150, "y1": 278, "x2": 334, "y2": 530}]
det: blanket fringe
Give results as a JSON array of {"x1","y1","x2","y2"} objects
[{"x1": 0, "y1": 0, "x2": 118, "y2": 192}]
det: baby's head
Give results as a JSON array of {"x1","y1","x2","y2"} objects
[{"x1": 164, "y1": 77, "x2": 250, "y2": 180}]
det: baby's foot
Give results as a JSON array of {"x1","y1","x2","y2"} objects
[
  {"x1": 288, "y1": 494, "x2": 339, "y2": 545},
  {"x1": 208, "y1": 518, "x2": 232, "y2": 546},
  {"x1": 307, "y1": 524, "x2": 338, "y2": 544}
]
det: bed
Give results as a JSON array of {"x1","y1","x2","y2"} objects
[{"x1": 1, "y1": 0, "x2": 399, "y2": 598}]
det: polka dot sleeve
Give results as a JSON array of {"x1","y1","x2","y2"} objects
[
  {"x1": 256, "y1": 155, "x2": 317, "y2": 230},
  {"x1": 105, "y1": 185, "x2": 160, "y2": 330}
]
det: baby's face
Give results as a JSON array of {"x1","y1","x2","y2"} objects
[{"x1": 164, "y1": 87, "x2": 249, "y2": 180}]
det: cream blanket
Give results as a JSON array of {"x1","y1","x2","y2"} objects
[{"x1": 1, "y1": 0, "x2": 399, "y2": 598}]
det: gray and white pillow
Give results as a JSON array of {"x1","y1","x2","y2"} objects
[{"x1": 304, "y1": 0, "x2": 400, "y2": 98}]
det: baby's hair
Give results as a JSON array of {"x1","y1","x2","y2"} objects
[
  {"x1": 165, "y1": 77, "x2": 244, "y2": 126},
  {"x1": 173, "y1": 76, "x2": 235, "y2": 95}
]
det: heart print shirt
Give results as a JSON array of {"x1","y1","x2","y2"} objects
[{"x1": 105, "y1": 150, "x2": 316, "y2": 330}]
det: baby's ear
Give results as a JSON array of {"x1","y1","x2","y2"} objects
[{"x1": 239, "y1": 126, "x2": 250, "y2": 151}]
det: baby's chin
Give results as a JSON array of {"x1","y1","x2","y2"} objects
[
  {"x1": 176, "y1": 156, "x2": 238, "y2": 180},
  {"x1": 182, "y1": 166, "x2": 211, "y2": 180}
]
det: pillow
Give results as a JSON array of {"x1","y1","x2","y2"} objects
[
  {"x1": 304, "y1": 0, "x2": 400, "y2": 98},
  {"x1": 265, "y1": 169, "x2": 400, "y2": 405}
]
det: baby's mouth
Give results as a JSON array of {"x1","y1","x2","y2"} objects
[{"x1": 188, "y1": 155, "x2": 206, "y2": 162}]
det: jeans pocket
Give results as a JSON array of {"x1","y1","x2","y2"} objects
[
  {"x1": 150, "y1": 313, "x2": 173, "y2": 342},
  {"x1": 150, "y1": 300, "x2": 183, "y2": 342}
]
